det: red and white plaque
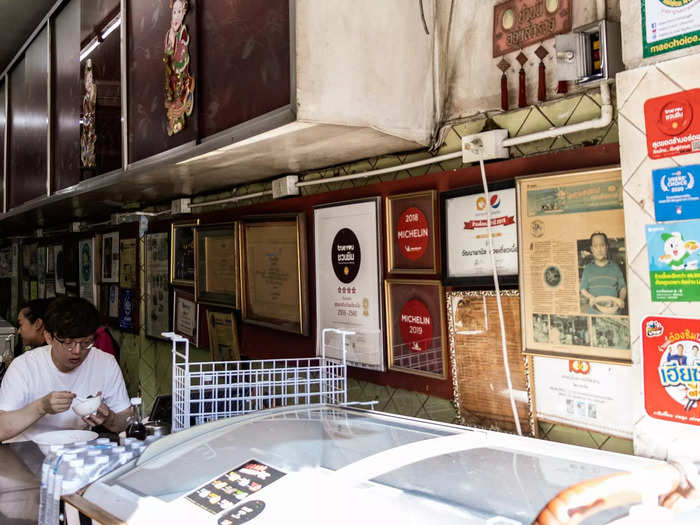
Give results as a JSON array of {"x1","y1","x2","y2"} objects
[{"x1": 644, "y1": 89, "x2": 700, "y2": 160}]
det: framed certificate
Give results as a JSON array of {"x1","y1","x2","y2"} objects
[
  {"x1": 385, "y1": 190, "x2": 438, "y2": 274},
  {"x1": 240, "y1": 214, "x2": 309, "y2": 335},
  {"x1": 441, "y1": 180, "x2": 518, "y2": 288},
  {"x1": 517, "y1": 168, "x2": 631, "y2": 363},
  {"x1": 195, "y1": 223, "x2": 238, "y2": 308},
  {"x1": 146, "y1": 232, "x2": 171, "y2": 339},
  {"x1": 54, "y1": 244, "x2": 65, "y2": 295},
  {"x1": 171, "y1": 221, "x2": 198, "y2": 287},
  {"x1": 173, "y1": 288, "x2": 199, "y2": 345},
  {"x1": 385, "y1": 279, "x2": 447, "y2": 379},
  {"x1": 101, "y1": 232, "x2": 120, "y2": 283},
  {"x1": 206, "y1": 309, "x2": 240, "y2": 361},
  {"x1": 314, "y1": 198, "x2": 385, "y2": 370}
]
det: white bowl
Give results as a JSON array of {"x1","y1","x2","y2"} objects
[
  {"x1": 33, "y1": 429, "x2": 98, "y2": 454},
  {"x1": 72, "y1": 395, "x2": 102, "y2": 417}
]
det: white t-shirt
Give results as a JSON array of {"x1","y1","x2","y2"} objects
[{"x1": 0, "y1": 345, "x2": 130, "y2": 442}]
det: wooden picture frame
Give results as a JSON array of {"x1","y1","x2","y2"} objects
[
  {"x1": 385, "y1": 190, "x2": 438, "y2": 274},
  {"x1": 239, "y1": 214, "x2": 309, "y2": 335},
  {"x1": 101, "y1": 231, "x2": 120, "y2": 284},
  {"x1": 440, "y1": 180, "x2": 518, "y2": 288},
  {"x1": 385, "y1": 279, "x2": 447, "y2": 379},
  {"x1": 206, "y1": 309, "x2": 241, "y2": 361},
  {"x1": 517, "y1": 168, "x2": 631, "y2": 363},
  {"x1": 145, "y1": 232, "x2": 171, "y2": 339},
  {"x1": 173, "y1": 288, "x2": 199, "y2": 346},
  {"x1": 195, "y1": 223, "x2": 238, "y2": 308},
  {"x1": 171, "y1": 220, "x2": 198, "y2": 287}
]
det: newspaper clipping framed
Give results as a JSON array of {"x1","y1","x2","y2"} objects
[
  {"x1": 517, "y1": 168, "x2": 631, "y2": 363},
  {"x1": 145, "y1": 232, "x2": 170, "y2": 339},
  {"x1": 314, "y1": 198, "x2": 384, "y2": 370},
  {"x1": 446, "y1": 289, "x2": 534, "y2": 435}
]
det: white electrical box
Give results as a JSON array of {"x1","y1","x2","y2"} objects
[
  {"x1": 555, "y1": 20, "x2": 623, "y2": 85},
  {"x1": 171, "y1": 198, "x2": 191, "y2": 215},
  {"x1": 272, "y1": 175, "x2": 299, "y2": 199},
  {"x1": 461, "y1": 129, "x2": 509, "y2": 163}
]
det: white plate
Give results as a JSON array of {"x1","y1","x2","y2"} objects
[{"x1": 33, "y1": 429, "x2": 98, "y2": 454}]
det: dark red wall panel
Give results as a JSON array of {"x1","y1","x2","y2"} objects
[
  {"x1": 8, "y1": 28, "x2": 48, "y2": 208},
  {"x1": 0, "y1": 81, "x2": 5, "y2": 210},
  {"x1": 198, "y1": 0, "x2": 290, "y2": 138},
  {"x1": 127, "y1": 0, "x2": 197, "y2": 163},
  {"x1": 90, "y1": 28, "x2": 122, "y2": 175},
  {"x1": 53, "y1": 0, "x2": 81, "y2": 191}
]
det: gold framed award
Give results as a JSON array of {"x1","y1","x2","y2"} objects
[
  {"x1": 239, "y1": 214, "x2": 309, "y2": 335},
  {"x1": 195, "y1": 223, "x2": 238, "y2": 308}
]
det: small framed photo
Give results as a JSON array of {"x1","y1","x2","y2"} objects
[
  {"x1": 206, "y1": 309, "x2": 241, "y2": 361},
  {"x1": 195, "y1": 223, "x2": 238, "y2": 308},
  {"x1": 440, "y1": 180, "x2": 518, "y2": 288},
  {"x1": 385, "y1": 279, "x2": 447, "y2": 379},
  {"x1": 386, "y1": 190, "x2": 438, "y2": 274},
  {"x1": 101, "y1": 232, "x2": 120, "y2": 283},
  {"x1": 239, "y1": 214, "x2": 309, "y2": 335},
  {"x1": 173, "y1": 288, "x2": 199, "y2": 346},
  {"x1": 171, "y1": 221, "x2": 198, "y2": 287}
]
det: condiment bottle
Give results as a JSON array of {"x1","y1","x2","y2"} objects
[{"x1": 125, "y1": 397, "x2": 147, "y2": 441}]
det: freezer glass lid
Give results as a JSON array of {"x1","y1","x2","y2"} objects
[{"x1": 109, "y1": 407, "x2": 459, "y2": 501}]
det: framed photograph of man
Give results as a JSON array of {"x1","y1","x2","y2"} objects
[
  {"x1": 195, "y1": 223, "x2": 238, "y2": 308},
  {"x1": 239, "y1": 214, "x2": 309, "y2": 335},
  {"x1": 171, "y1": 220, "x2": 198, "y2": 287},
  {"x1": 517, "y1": 168, "x2": 631, "y2": 363},
  {"x1": 78, "y1": 237, "x2": 97, "y2": 305},
  {"x1": 385, "y1": 190, "x2": 438, "y2": 274},
  {"x1": 101, "y1": 232, "x2": 120, "y2": 283},
  {"x1": 440, "y1": 180, "x2": 518, "y2": 288},
  {"x1": 385, "y1": 279, "x2": 447, "y2": 379}
]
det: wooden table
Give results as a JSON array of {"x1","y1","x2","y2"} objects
[{"x1": 0, "y1": 441, "x2": 44, "y2": 524}]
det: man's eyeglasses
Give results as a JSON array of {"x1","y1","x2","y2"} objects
[{"x1": 54, "y1": 336, "x2": 95, "y2": 351}]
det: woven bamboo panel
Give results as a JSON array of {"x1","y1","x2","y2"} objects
[{"x1": 446, "y1": 290, "x2": 533, "y2": 435}]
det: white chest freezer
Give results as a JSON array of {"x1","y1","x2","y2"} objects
[{"x1": 74, "y1": 405, "x2": 700, "y2": 524}]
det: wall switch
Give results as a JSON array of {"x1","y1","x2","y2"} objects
[{"x1": 461, "y1": 129, "x2": 510, "y2": 163}]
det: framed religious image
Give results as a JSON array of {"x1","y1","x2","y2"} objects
[
  {"x1": 314, "y1": 198, "x2": 385, "y2": 370},
  {"x1": 54, "y1": 244, "x2": 65, "y2": 295},
  {"x1": 78, "y1": 237, "x2": 97, "y2": 305},
  {"x1": 385, "y1": 279, "x2": 447, "y2": 379},
  {"x1": 206, "y1": 309, "x2": 241, "y2": 361},
  {"x1": 145, "y1": 232, "x2": 171, "y2": 339},
  {"x1": 195, "y1": 223, "x2": 238, "y2": 308},
  {"x1": 239, "y1": 214, "x2": 309, "y2": 335},
  {"x1": 517, "y1": 167, "x2": 631, "y2": 363},
  {"x1": 446, "y1": 290, "x2": 534, "y2": 435},
  {"x1": 441, "y1": 180, "x2": 518, "y2": 288},
  {"x1": 385, "y1": 190, "x2": 438, "y2": 274},
  {"x1": 173, "y1": 288, "x2": 199, "y2": 345},
  {"x1": 101, "y1": 232, "x2": 120, "y2": 283},
  {"x1": 171, "y1": 221, "x2": 198, "y2": 287}
]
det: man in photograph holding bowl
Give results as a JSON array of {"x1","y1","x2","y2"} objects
[
  {"x1": 580, "y1": 232, "x2": 627, "y2": 315},
  {"x1": 0, "y1": 297, "x2": 130, "y2": 442}
]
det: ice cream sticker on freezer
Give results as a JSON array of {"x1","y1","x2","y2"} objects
[
  {"x1": 643, "y1": 316, "x2": 700, "y2": 426},
  {"x1": 645, "y1": 220, "x2": 700, "y2": 301}
]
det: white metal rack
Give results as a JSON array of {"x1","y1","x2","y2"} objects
[{"x1": 164, "y1": 329, "x2": 352, "y2": 432}]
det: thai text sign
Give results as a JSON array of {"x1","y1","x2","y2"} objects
[
  {"x1": 653, "y1": 165, "x2": 700, "y2": 221},
  {"x1": 645, "y1": 220, "x2": 700, "y2": 301},
  {"x1": 644, "y1": 89, "x2": 700, "y2": 160},
  {"x1": 642, "y1": 0, "x2": 700, "y2": 58},
  {"x1": 643, "y1": 315, "x2": 700, "y2": 426},
  {"x1": 493, "y1": 0, "x2": 572, "y2": 57}
]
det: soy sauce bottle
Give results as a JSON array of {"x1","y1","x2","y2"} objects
[{"x1": 125, "y1": 397, "x2": 147, "y2": 441}]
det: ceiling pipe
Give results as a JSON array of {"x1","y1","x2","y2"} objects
[{"x1": 189, "y1": 190, "x2": 273, "y2": 209}]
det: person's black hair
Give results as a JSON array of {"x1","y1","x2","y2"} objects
[
  {"x1": 44, "y1": 296, "x2": 100, "y2": 339},
  {"x1": 19, "y1": 298, "x2": 51, "y2": 324},
  {"x1": 589, "y1": 232, "x2": 609, "y2": 248}
]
